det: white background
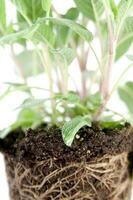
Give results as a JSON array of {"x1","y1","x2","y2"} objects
[{"x1": 0, "y1": 0, "x2": 133, "y2": 199}]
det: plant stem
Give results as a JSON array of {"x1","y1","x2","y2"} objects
[
  {"x1": 42, "y1": 47, "x2": 56, "y2": 116},
  {"x1": 77, "y1": 49, "x2": 88, "y2": 99},
  {"x1": 94, "y1": 5, "x2": 116, "y2": 120},
  {"x1": 34, "y1": 45, "x2": 56, "y2": 121},
  {"x1": 54, "y1": 66, "x2": 62, "y2": 92}
]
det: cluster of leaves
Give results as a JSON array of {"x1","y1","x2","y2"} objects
[{"x1": 0, "y1": 0, "x2": 133, "y2": 146}]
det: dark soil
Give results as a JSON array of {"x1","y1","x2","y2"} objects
[
  {"x1": 1, "y1": 123, "x2": 133, "y2": 200},
  {"x1": 0, "y1": 122, "x2": 133, "y2": 168}
]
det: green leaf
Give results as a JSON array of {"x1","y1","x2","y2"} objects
[
  {"x1": 4, "y1": 82, "x2": 32, "y2": 94},
  {"x1": 109, "y1": 0, "x2": 118, "y2": 19},
  {"x1": 12, "y1": 0, "x2": 46, "y2": 23},
  {"x1": 117, "y1": 0, "x2": 133, "y2": 23},
  {"x1": 74, "y1": 0, "x2": 104, "y2": 21},
  {"x1": 42, "y1": 0, "x2": 52, "y2": 12},
  {"x1": 100, "y1": 120, "x2": 125, "y2": 129},
  {"x1": 0, "y1": 87, "x2": 11, "y2": 101},
  {"x1": 0, "y1": 83, "x2": 32, "y2": 101},
  {"x1": 0, "y1": 17, "x2": 93, "y2": 45},
  {"x1": 56, "y1": 8, "x2": 79, "y2": 46},
  {"x1": 116, "y1": 17, "x2": 133, "y2": 60},
  {"x1": 0, "y1": 0, "x2": 6, "y2": 32},
  {"x1": 51, "y1": 48, "x2": 75, "y2": 66},
  {"x1": 0, "y1": 29, "x2": 32, "y2": 45},
  {"x1": 11, "y1": 0, "x2": 30, "y2": 21},
  {"x1": 65, "y1": 7, "x2": 79, "y2": 20},
  {"x1": 38, "y1": 17, "x2": 93, "y2": 42},
  {"x1": 16, "y1": 50, "x2": 43, "y2": 77},
  {"x1": 65, "y1": 92, "x2": 80, "y2": 103},
  {"x1": 36, "y1": 23, "x2": 55, "y2": 46},
  {"x1": 62, "y1": 116, "x2": 91, "y2": 146},
  {"x1": 118, "y1": 81, "x2": 133, "y2": 114},
  {"x1": 54, "y1": 91, "x2": 80, "y2": 103},
  {"x1": 74, "y1": 0, "x2": 104, "y2": 52},
  {"x1": 18, "y1": 98, "x2": 46, "y2": 109},
  {"x1": 11, "y1": 108, "x2": 43, "y2": 129},
  {"x1": 86, "y1": 92, "x2": 102, "y2": 113}
]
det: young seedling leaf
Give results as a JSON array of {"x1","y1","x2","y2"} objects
[
  {"x1": 86, "y1": 92, "x2": 102, "y2": 113},
  {"x1": 74, "y1": 0, "x2": 104, "y2": 21},
  {"x1": 36, "y1": 23, "x2": 55, "y2": 46},
  {"x1": 17, "y1": 98, "x2": 46, "y2": 109},
  {"x1": 16, "y1": 50, "x2": 43, "y2": 77},
  {"x1": 56, "y1": 7, "x2": 79, "y2": 46},
  {"x1": 100, "y1": 120, "x2": 125, "y2": 129},
  {"x1": 42, "y1": 0, "x2": 52, "y2": 12},
  {"x1": 0, "y1": 87, "x2": 11, "y2": 101},
  {"x1": 0, "y1": 17, "x2": 93, "y2": 45},
  {"x1": 12, "y1": 0, "x2": 45, "y2": 23},
  {"x1": 11, "y1": 108, "x2": 43, "y2": 129},
  {"x1": 51, "y1": 48, "x2": 75, "y2": 66},
  {"x1": 117, "y1": 0, "x2": 133, "y2": 23},
  {"x1": 0, "y1": 29, "x2": 30, "y2": 45},
  {"x1": 0, "y1": 0, "x2": 6, "y2": 32},
  {"x1": 116, "y1": 17, "x2": 133, "y2": 60},
  {"x1": 65, "y1": 7, "x2": 79, "y2": 20},
  {"x1": 64, "y1": 92, "x2": 80, "y2": 103},
  {"x1": 62, "y1": 116, "x2": 91, "y2": 147},
  {"x1": 38, "y1": 17, "x2": 93, "y2": 42},
  {"x1": 109, "y1": 0, "x2": 118, "y2": 18}
]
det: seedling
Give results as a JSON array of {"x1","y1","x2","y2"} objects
[{"x1": 0, "y1": 0, "x2": 133, "y2": 147}]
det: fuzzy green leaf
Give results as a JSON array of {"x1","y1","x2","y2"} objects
[
  {"x1": 109, "y1": 0, "x2": 118, "y2": 18},
  {"x1": 86, "y1": 92, "x2": 102, "y2": 113},
  {"x1": 0, "y1": 0, "x2": 6, "y2": 32},
  {"x1": 11, "y1": 108, "x2": 43, "y2": 129},
  {"x1": 115, "y1": 0, "x2": 133, "y2": 60},
  {"x1": 38, "y1": 17, "x2": 93, "y2": 42},
  {"x1": 12, "y1": 0, "x2": 45, "y2": 23},
  {"x1": 16, "y1": 50, "x2": 43, "y2": 77},
  {"x1": 62, "y1": 116, "x2": 91, "y2": 146},
  {"x1": 54, "y1": 92, "x2": 80, "y2": 103},
  {"x1": 117, "y1": 0, "x2": 133, "y2": 23},
  {"x1": 0, "y1": 17, "x2": 93, "y2": 45},
  {"x1": 17, "y1": 98, "x2": 46, "y2": 109},
  {"x1": 74, "y1": 0, "x2": 104, "y2": 21},
  {"x1": 100, "y1": 120, "x2": 125, "y2": 129},
  {"x1": 64, "y1": 92, "x2": 80, "y2": 103},
  {"x1": 0, "y1": 87, "x2": 11, "y2": 101},
  {"x1": 11, "y1": 0, "x2": 29, "y2": 19},
  {"x1": 36, "y1": 23, "x2": 55, "y2": 46},
  {"x1": 0, "y1": 28, "x2": 35, "y2": 45},
  {"x1": 65, "y1": 7, "x2": 79, "y2": 20},
  {"x1": 42, "y1": 0, "x2": 52, "y2": 12},
  {"x1": 56, "y1": 8, "x2": 79, "y2": 46},
  {"x1": 116, "y1": 17, "x2": 133, "y2": 60},
  {"x1": 51, "y1": 48, "x2": 75, "y2": 66},
  {"x1": 118, "y1": 82, "x2": 133, "y2": 114}
]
